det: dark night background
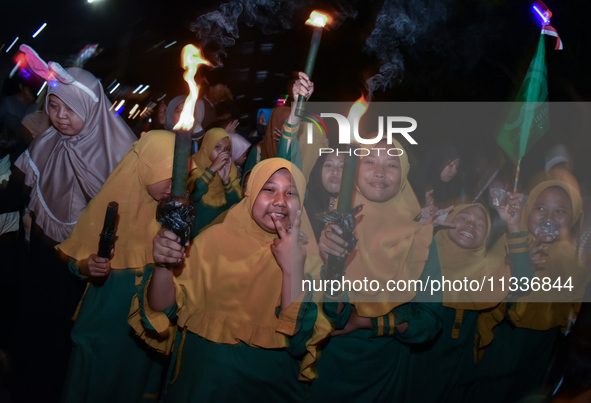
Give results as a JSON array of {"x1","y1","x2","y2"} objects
[{"x1": 1, "y1": 0, "x2": 590, "y2": 188}]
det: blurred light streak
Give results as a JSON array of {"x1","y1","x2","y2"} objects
[
  {"x1": 37, "y1": 81, "x2": 48, "y2": 96},
  {"x1": 114, "y1": 100, "x2": 125, "y2": 111},
  {"x1": 32, "y1": 23, "x2": 47, "y2": 38},
  {"x1": 6, "y1": 37, "x2": 19, "y2": 53},
  {"x1": 109, "y1": 83, "x2": 120, "y2": 94}
]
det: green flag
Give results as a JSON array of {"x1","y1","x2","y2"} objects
[{"x1": 496, "y1": 34, "x2": 549, "y2": 162}]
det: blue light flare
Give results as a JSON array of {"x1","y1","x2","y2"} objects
[{"x1": 532, "y1": 4, "x2": 550, "y2": 26}]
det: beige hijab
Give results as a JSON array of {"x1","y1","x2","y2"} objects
[{"x1": 15, "y1": 67, "x2": 136, "y2": 242}]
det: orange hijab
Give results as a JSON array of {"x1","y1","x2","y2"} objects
[
  {"x1": 345, "y1": 139, "x2": 433, "y2": 317},
  {"x1": 509, "y1": 180, "x2": 585, "y2": 330},
  {"x1": 188, "y1": 127, "x2": 241, "y2": 206},
  {"x1": 436, "y1": 204, "x2": 510, "y2": 310},
  {"x1": 57, "y1": 130, "x2": 182, "y2": 269},
  {"x1": 174, "y1": 158, "x2": 316, "y2": 347}
]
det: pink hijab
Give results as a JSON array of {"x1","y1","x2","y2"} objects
[{"x1": 15, "y1": 67, "x2": 136, "y2": 242}]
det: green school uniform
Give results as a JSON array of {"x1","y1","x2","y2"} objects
[
  {"x1": 407, "y1": 232, "x2": 532, "y2": 403},
  {"x1": 62, "y1": 264, "x2": 167, "y2": 403}
]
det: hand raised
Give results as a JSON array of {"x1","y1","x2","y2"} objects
[
  {"x1": 209, "y1": 151, "x2": 231, "y2": 173},
  {"x1": 292, "y1": 72, "x2": 314, "y2": 102},
  {"x1": 270, "y1": 210, "x2": 307, "y2": 273}
]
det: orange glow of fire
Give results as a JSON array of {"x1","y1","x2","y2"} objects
[
  {"x1": 347, "y1": 95, "x2": 368, "y2": 143},
  {"x1": 173, "y1": 44, "x2": 211, "y2": 131},
  {"x1": 305, "y1": 11, "x2": 332, "y2": 28}
]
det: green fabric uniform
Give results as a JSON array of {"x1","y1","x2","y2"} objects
[
  {"x1": 62, "y1": 263, "x2": 167, "y2": 403},
  {"x1": 465, "y1": 319, "x2": 561, "y2": 403},
  {"x1": 307, "y1": 260, "x2": 441, "y2": 402},
  {"x1": 137, "y1": 265, "x2": 318, "y2": 403},
  {"x1": 407, "y1": 233, "x2": 532, "y2": 403},
  {"x1": 463, "y1": 233, "x2": 540, "y2": 403},
  {"x1": 242, "y1": 145, "x2": 261, "y2": 183},
  {"x1": 165, "y1": 332, "x2": 307, "y2": 403},
  {"x1": 190, "y1": 169, "x2": 242, "y2": 238}
]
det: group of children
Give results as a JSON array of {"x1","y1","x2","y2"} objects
[{"x1": 3, "y1": 46, "x2": 589, "y2": 403}]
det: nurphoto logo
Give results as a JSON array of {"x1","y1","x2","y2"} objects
[{"x1": 305, "y1": 112, "x2": 418, "y2": 156}]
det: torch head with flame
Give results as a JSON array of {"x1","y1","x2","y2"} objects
[
  {"x1": 173, "y1": 45, "x2": 211, "y2": 132},
  {"x1": 306, "y1": 10, "x2": 332, "y2": 28},
  {"x1": 347, "y1": 95, "x2": 369, "y2": 144}
]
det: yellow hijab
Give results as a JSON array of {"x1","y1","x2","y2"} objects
[
  {"x1": 346, "y1": 138, "x2": 433, "y2": 318},
  {"x1": 509, "y1": 180, "x2": 585, "y2": 330},
  {"x1": 436, "y1": 203, "x2": 510, "y2": 311},
  {"x1": 57, "y1": 130, "x2": 181, "y2": 269},
  {"x1": 187, "y1": 127, "x2": 241, "y2": 206},
  {"x1": 173, "y1": 158, "x2": 320, "y2": 347}
]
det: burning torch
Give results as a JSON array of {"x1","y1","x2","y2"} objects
[
  {"x1": 295, "y1": 10, "x2": 331, "y2": 117},
  {"x1": 156, "y1": 45, "x2": 210, "y2": 247}
]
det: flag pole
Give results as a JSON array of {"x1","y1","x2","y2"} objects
[{"x1": 513, "y1": 158, "x2": 522, "y2": 193}]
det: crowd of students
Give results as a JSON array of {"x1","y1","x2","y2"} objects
[{"x1": 0, "y1": 45, "x2": 589, "y2": 403}]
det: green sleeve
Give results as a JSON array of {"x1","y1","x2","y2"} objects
[
  {"x1": 506, "y1": 231, "x2": 533, "y2": 280},
  {"x1": 278, "y1": 120, "x2": 302, "y2": 171},
  {"x1": 191, "y1": 174, "x2": 211, "y2": 202},
  {"x1": 415, "y1": 239, "x2": 443, "y2": 303},
  {"x1": 370, "y1": 238, "x2": 443, "y2": 342},
  {"x1": 242, "y1": 147, "x2": 259, "y2": 181},
  {"x1": 67, "y1": 258, "x2": 88, "y2": 280},
  {"x1": 284, "y1": 301, "x2": 317, "y2": 358},
  {"x1": 138, "y1": 264, "x2": 178, "y2": 331},
  {"x1": 319, "y1": 264, "x2": 354, "y2": 330},
  {"x1": 223, "y1": 183, "x2": 242, "y2": 206}
]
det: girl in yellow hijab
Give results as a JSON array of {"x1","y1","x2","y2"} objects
[
  {"x1": 309, "y1": 139, "x2": 438, "y2": 402},
  {"x1": 137, "y1": 158, "x2": 328, "y2": 402},
  {"x1": 407, "y1": 202, "x2": 532, "y2": 402},
  {"x1": 56, "y1": 130, "x2": 184, "y2": 403},
  {"x1": 187, "y1": 127, "x2": 242, "y2": 237},
  {"x1": 477, "y1": 180, "x2": 586, "y2": 402}
]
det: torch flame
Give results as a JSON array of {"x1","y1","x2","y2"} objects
[
  {"x1": 173, "y1": 44, "x2": 211, "y2": 131},
  {"x1": 347, "y1": 95, "x2": 368, "y2": 121},
  {"x1": 305, "y1": 11, "x2": 331, "y2": 28},
  {"x1": 347, "y1": 95, "x2": 369, "y2": 143}
]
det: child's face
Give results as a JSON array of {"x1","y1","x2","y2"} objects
[
  {"x1": 47, "y1": 94, "x2": 85, "y2": 136},
  {"x1": 440, "y1": 158, "x2": 460, "y2": 183},
  {"x1": 252, "y1": 169, "x2": 301, "y2": 234},
  {"x1": 321, "y1": 153, "x2": 344, "y2": 194},
  {"x1": 147, "y1": 178, "x2": 172, "y2": 201},
  {"x1": 172, "y1": 103, "x2": 183, "y2": 127},
  {"x1": 448, "y1": 206, "x2": 488, "y2": 249},
  {"x1": 235, "y1": 151, "x2": 248, "y2": 167},
  {"x1": 528, "y1": 187, "x2": 573, "y2": 242},
  {"x1": 356, "y1": 147, "x2": 402, "y2": 202},
  {"x1": 210, "y1": 137, "x2": 231, "y2": 162},
  {"x1": 157, "y1": 102, "x2": 167, "y2": 125}
]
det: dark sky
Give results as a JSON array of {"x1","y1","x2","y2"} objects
[{"x1": 2, "y1": 0, "x2": 590, "y2": 102}]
